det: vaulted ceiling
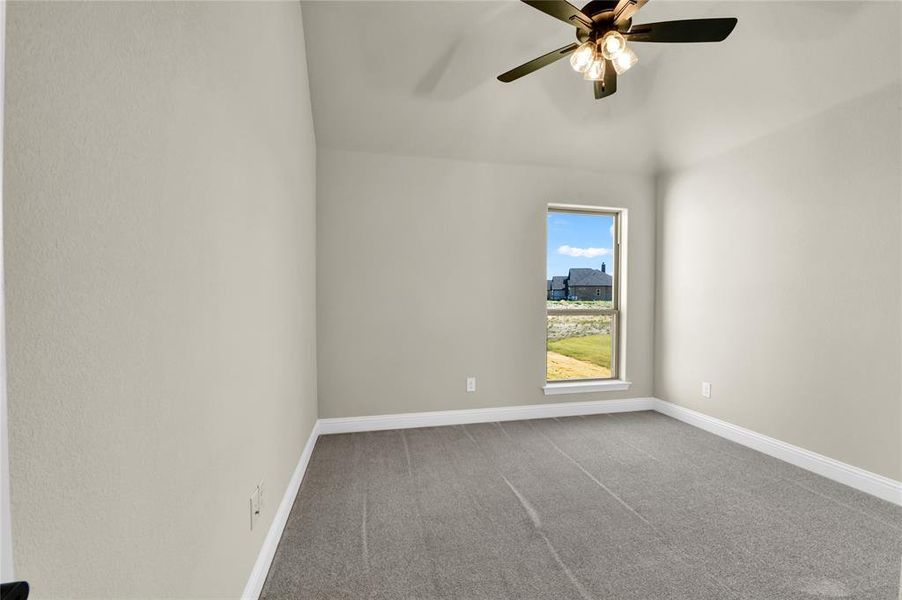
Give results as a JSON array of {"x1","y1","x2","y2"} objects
[{"x1": 302, "y1": 1, "x2": 901, "y2": 174}]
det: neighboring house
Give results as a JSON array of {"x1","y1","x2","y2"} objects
[
  {"x1": 548, "y1": 275, "x2": 567, "y2": 300},
  {"x1": 547, "y1": 263, "x2": 612, "y2": 301}
]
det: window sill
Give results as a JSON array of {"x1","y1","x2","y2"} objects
[{"x1": 543, "y1": 380, "x2": 632, "y2": 395}]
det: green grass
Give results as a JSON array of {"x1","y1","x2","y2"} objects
[{"x1": 546, "y1": 334, "x2": 611, "y2": 369}]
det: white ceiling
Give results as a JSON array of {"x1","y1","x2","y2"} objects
[{"x1": 301, "y1": 1, "x2": 901, "y2": 174}]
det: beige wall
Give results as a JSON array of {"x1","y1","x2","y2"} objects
[
  {"x1": 655, "y1": 84, "x2": 902, "y2": 481},
  {"x1": 317, "y1": 149, "x2": 655, "y2": 418},
  {"x1": 4, "y1": 2, "x2": 317, "y2": 597}
]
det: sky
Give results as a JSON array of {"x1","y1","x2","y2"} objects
[{"x1": 547, "y1": 211, "x2": 614, "y2": 280}]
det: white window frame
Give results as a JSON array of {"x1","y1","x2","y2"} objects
[{"x1": 544, "y1": 204, "x2": 631, "y2": 395}]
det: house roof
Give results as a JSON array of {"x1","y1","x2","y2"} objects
[
  {"x1": 568, "y1": 268, "x2": 612, "y2": 287},
  {"x1": 551, "y1": 276, "x2": 567, "y2": 291}
]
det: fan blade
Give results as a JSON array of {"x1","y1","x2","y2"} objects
[
  {"x1": 522, "y1": 1, "x2": 593, "y2": 31},
  {"x1": 593, "y1": 59, "x2": 617, "y2": 99},
  {"x1": 626, "y1": 18, "x2": 737, "y2": 43},
  {"x1": 497, "y1": 43, "x2": 579, "y2": 82},
  {"x1": 612, "y1": 0, "x2": 649, "y2": 26}
]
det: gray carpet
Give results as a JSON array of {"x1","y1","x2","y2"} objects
[{"x1": 260, "y1": 411, "x2": 902, "y2": 599}]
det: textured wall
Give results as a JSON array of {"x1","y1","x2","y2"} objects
[
  {"x1": 0, "y1": 1, "x2": 11, "y2": 582},
  {"x1": 655, "y1": 84, "x2": 902, "y2": 481},
  {"x1": 5, "y1": 2, "x2": 317, "y2": 597},
  {"x1": 316, "y1": 149, "x2": 655, "y2": 418}
]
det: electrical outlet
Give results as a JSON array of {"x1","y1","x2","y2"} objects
[
  {"x1": 466, "y1": 377, "x2": 476, "y2": 392},
  {"x1": 250, "y1": 487, "x2": 261, "y2": 531},
  {"x1": 702, "y1": 382, "x2": 712, "y2": 399}
]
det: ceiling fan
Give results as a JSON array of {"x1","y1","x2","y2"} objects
[{"x1": 497, "y1": 0, "x2": 737, "y2": 99}]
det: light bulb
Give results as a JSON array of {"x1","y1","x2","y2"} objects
[
  {"x1": 569, "y1": 42, "x2": 597, "y2": 73},
  {"x1": 612, "y1": 46, "x2": 638, "y2": 74},
  {"x1": 583, "y1": 57, "x2": 605, "y2": 81},
  {"x1": 600, "y1": 31, "x2": 626, "y2": 60}
]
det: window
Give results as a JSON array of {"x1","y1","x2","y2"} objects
[{"x1": 546, "y1": 207, "x2": 622, "y2": 383}]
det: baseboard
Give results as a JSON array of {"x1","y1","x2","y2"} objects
[
  {"x1": 653, "y1": 399, "x2": 902, "y2": 506},
  {"x1": 317, "y1": 397, "x2": 656, "y2": 435},
  {"x1": 241, "y1": 421, "x2": 320, "y2": 600}
]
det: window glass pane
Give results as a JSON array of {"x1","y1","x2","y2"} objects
[
  {"x1": 546, "y1": 209, "x2": 617, "y2": 381},
  {"x1": 546, "y1": 211, "x2": 615, "y2": 310},
  {"x1": 546, "y1": 314, "x2": 614, "y2": 381}
]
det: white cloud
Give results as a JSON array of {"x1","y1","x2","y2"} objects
[{"x1": 557, "y1": 245, "x2": 610, "y2": 258}]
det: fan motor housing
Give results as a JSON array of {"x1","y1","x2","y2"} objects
[{"x1": 576, "y1": 1, "x2": 632, "y2": 42}]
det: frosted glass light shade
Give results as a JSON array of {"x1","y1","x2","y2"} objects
[
  {"x1": 569, "y1": 42, "x2": 597, "y2": 73},
  {"x1": 583, "y1": 57, "x2": 605, "y2": 81},
  {"x1": 600, "y1": 31, "x2": 626, "y2": 60},
  {"x1": 612, "y1": 46, "x2": 638, "y2": 74}
]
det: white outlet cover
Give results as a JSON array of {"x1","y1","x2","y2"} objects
[
  {"x1": 702, "y1": 382, "x2": 712, "y2": 398},
  {"x1": 250, "y1": 488, "x2": 261, "y2": 530},
  {"x1": 466, "y1": 377, "x2": 476, "y2": 392}
]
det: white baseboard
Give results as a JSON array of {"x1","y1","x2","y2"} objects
[
  {"x1": 317, "y1": 397, "x2": 656, "y2": 435},
  {"x1": 653, "y1": 399, "x2": 902, "y2": 506},
  {"x1": 242, "y1": 421, "x2": 320, "y2": 600}
]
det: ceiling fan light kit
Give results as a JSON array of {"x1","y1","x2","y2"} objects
[{"x1": 497, "y1": 0, "x2": 738, "y2": 100}]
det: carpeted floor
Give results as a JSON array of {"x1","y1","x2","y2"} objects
[{"x1": 261, "y1": 411, "x2": 902, "y2": 599}]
